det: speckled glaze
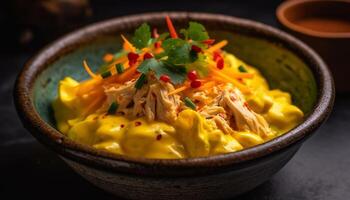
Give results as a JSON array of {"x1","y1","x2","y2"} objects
[{"x1": 14, "y1": 12, "x2": 334, "y2": 199}]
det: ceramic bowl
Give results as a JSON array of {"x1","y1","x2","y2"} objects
[
  {"x1": 14, "y1": 12, "x2": 334, "y2": 200},
  {"x1": 276, "y1": 0, "x2": 350, "y2": 92}
]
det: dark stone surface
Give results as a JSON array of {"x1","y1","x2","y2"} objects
[{"x1": 1, "y1": 1, "x2": 349, "y2": 199}]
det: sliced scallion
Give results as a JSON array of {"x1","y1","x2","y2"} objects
[
  {"x1": 116, "y1": 64, "x2": 124, "y2": 74},
  {"x1": 101, "y1": 70, "x2": 112, "y2": 79},
  {"x1": 135, "y1": 74, "x2": 147, "y2": 89},
  {"x1": 238, "y1": 65, "x2": 248, "y2": 73},
  {"x1": 184, "y1": 97, "x2": 196, "y2": 110},
  {"x1": 107, "y1": 102, "x2": 118, "y2": 115}
]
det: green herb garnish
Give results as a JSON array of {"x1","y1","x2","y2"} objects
[
  {"x1": 107, "y1": 102, "x2": 119, "y2": 115},
  {"x1": 186, "y1": 22, "x2": 209, "y2": 41},
  {"x1": 135, "y1": 73, "x2": 147, "y2": 89},
  {"x1": 238, "y1": 65, "x2": 248, "y2": 73},
  {"x1": 162, "y1": 38, "x2": 192, "y2": 65},
  {"x1": 101, "y1": 71, "x2": 112, "y2": 79},
  {"x1": 116, "y1": 64, "x2": 124, "y2": 74},
  {"x1": 184, "y1": 97, "x2": 196, "y2": 110},
  {"x1": 132, "y1": 23, "x2": 151, "y2": 49}
]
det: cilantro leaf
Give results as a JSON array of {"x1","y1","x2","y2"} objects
[
  {"x1": 137, "y1": 58, "x2": 186, "y2": 84},
  {"x1": 187, "y1": 22, "x2": 209, "y2": 41},
  {"x1": 132, "y1": 23, "x2": 151, "y2": 49},
  {"x1": 162, "y1": 38, "x2": 191, "y2": 65}
]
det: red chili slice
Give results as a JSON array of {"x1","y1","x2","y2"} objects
[
  {"x1": 160, "y1": 75, "x2": 170, "y2": 82},
  {"x1": 135, "y1": 121, "x2": 142, "y2": 126},
  {"x1": 191, "y1": 45, "x2": 202, "y2": 53},
  {"x1": 154, "y1": 41, "x2": 161, "y2": 48},
  {"x1": 191, "y1": 79, "x2": 202, "y2": 88},
  {"x1": 143, "y1": 53, "x2": 153, "y2": 60},
  {"x1": 156, "y1": 134, "x2": 162, "y2": 140},
  {"x1": 128, "y1": 52, "x2": 139, "y2": 66},
  {"x1": 187, "y1": 70, "x2": 198, "y2": 81},
  {"x1": 213, "y1": 51, "x2": 222, "y2": 61},
  {"x1": 203, "y1": 39, "x2": 215, "y2": 45},
  {"x1": 216, "y1": 58, "x2": 224, "y2": 69}
]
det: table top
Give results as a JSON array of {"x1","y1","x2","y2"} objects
[{"x1": 1, "y1": 1, "x2": 349, "y2": 199}]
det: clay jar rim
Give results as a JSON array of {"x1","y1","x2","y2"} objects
[
  {"x1": 276, "y1": 0, "x2": 350, "y2": 39},
  {"x1": 14, "y1": 12, "x2": 334, "y2": 177}
]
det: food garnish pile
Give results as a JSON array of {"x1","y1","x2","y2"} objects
[{"x1": 53, "y1": 17, "x2": 304, "y2": 159}]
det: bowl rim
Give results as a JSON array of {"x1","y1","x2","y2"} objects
[
  {"x1": 14, "y1": 12, "x2": 334, "y2": 176},
  {"x1": 276, "y1": 0, "x2": 350, "y2": 39}
]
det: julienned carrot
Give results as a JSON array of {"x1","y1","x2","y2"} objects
[
  {"x1": 76, "y1": 79, "x2": 102, "y2": 96},
  {"x1": 211, "y1": 70, "x2": 251, "y2": 93},
  {"x1": 105, "y1": 64, "x2": 138, "y2": 84},
  {"x1": 103, "y1": 53, "x2": 114, "y2": 63},
  {"x1": 198, "y1": 81, "x2": 216, "y2": 91},
  {"x1": 83, "y1": 60, "x2": 99, "y2": 79},
  {"x1": 168, "y1": 85, "x2": 189, "y2": 95},
  {"x1": 207, "y1": 40, "x2": 228, "y2": 53},
  {"x1": 121, "y1": 35, "x2": 136, "y2": 52},
  {"x1": 106, "y1": 56, "x2": 128, "y2": 71},
  {"x1": 166, "y1": 16, "x2": 178, "y2": 38},
  {"x1": 82, "y1": 94, "x2": 106, "y2": 116},
  {"x1": 207, "y1": 59, "x2": 254, "y2": 79}
]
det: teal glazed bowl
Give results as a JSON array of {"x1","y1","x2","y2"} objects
[{"x1": 14, "y1": 12, "x2": 334, "y2": 200}]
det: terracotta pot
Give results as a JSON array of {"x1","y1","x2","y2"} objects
[{"x1": 277, "y1": 0, "x2": 350, "y2": 92}]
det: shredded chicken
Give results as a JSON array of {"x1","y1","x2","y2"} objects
[
  {"x1": 218, "y1": 87, "x2": 271, "y2": 137},
  {"x1": 104, "y1": 80, "x2": 136, "y2": 116},
  {"x1": 104, "y1": 76, "x2": 270, "y2": 137},
  {"x1": 103, "y1": 75, "x2": 180, "y2": 123},
  {"x1": 199, "y1": 84, "x2": 271, "y2": 137},
  {"x1": 200, "y1": 105, "x2": 226, "y2": 118},
  {"x1": 144, "y1": 80, "x2": 180, "y2": 123},
  {"x1": 212, "y1": 116, "x2": 235, "y2": 135}
]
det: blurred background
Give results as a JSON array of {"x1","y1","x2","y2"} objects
[{"x1": 0, "y1": 1, "x2": 349, "y2": 199}]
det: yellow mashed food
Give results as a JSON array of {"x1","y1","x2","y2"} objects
[{"x1": 53, "y1": 52, "x2": 303, "y2": 159}]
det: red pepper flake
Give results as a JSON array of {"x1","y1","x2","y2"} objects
[
  {"x1": 154, "y1": 42, "x2": 161, "y2": 48},
  {"x1": 187, "y1": 70, "x2": 198, "y2": 81},
  {"x1": 191, "y1": 79, "x2": 202, "y2": 88},
  {"x1": 216, "y1": 58, "x2": 224, "y2": 69},
  {"x1": 160, "y1": 75, "x2": 171, "y2": 82},
  {"x1": 143, "y1": 52, "x2": 153, "y2": 60},
  {"x1": 135, "y1": 121, "x2": 142, "y2": 126},
  {"x1": 152, "y1": 28, "x2": 159, "y2": 38},
  {"x1": 237, "y1": 78, "x2": 243, "y2": 83},
  {"x1": 213, "y1": 51, "x2": 222, "y2": 61},
  {"x1": 128, "y1": 52, "x2": 139, "y2": 66},
  {"x1": 244, "y1": 102, "x2": 251, "y2": 110},
  {"x1": 202, "y1": 39, "x2": 215, "y2": 45},
  {"x1": 191, "y1": 45, "x2": 202, "y2": 53},
  {"x1": 156, "y1": 134, "x2": 162, "y2": 140},
  {"x1": 120, "y1": 124, "x2": 125, "y2": 128}
]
